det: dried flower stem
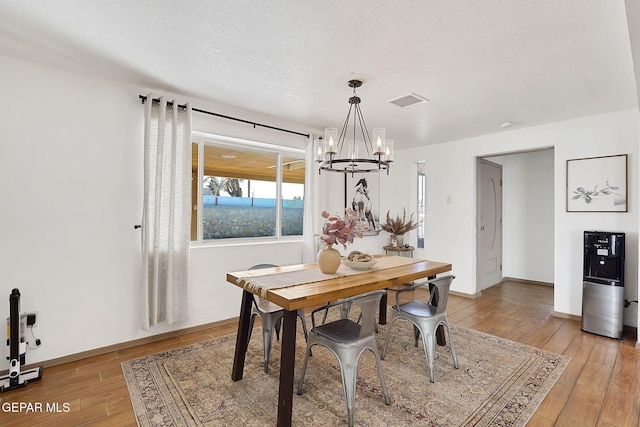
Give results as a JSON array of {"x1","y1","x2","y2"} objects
[{"x1": 380, "y1": 208, "x2": 420, "y2": 235}]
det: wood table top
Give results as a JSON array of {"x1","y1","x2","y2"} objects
[{"x1": 227, "y1": 256, "x2": 451, "y2": 311}]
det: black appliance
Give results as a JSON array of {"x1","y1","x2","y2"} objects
[
  {"x1": 582, "y1": 231, "x2": 625, "y2": 339},
  {"x1": 1, "y1": 288, "x2": 43, "y2": 391}
]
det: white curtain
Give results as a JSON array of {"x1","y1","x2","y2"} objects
[
  {"x1": 302, "y1": 135, "x2": 332, "y2": 263},
  {"x1": 141, "y1": 96, "x2": 192, "y2": 330},
  {"x1": 302, "y1": 135, "x2": 318, "y2": 263},
  {"x1": 302, "y1": 135, "x2": 336, "y2": 263}
]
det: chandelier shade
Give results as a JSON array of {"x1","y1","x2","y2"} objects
[{"x1": 315, "y1": 79, "x2": 393, "y2": 175}]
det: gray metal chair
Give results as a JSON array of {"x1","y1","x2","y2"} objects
[
  {"x1": 382, "y1": 275, "x2": 458, "y2": 383},
  {"x1": 297, "y1": 290, "x2": 390, "y2": 427},
  {"x1": 246, "y1": 264, "x2": 308, "y2": 373}
]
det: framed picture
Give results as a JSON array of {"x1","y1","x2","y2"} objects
[
  {"x1": 344, "y1": 173, "x2": 381, "y2": 235},
  {"x1": 566, "y1": 154, "x2": 627, "y2": 212}
]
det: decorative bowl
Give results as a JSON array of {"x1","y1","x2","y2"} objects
[{"x1": 342, "y1": 258, "x2": 377, "y2": 270}]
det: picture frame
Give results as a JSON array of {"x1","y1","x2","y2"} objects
[
  {"x1": 344, "y1": 173, "x2": 381, "y2": 235},
  {"x1": 566, "y1": 154, "x2": 628, "y2": 212}
]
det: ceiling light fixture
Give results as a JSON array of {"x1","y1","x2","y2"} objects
[{"x1": 315, "y1": 79, "x2": 393, "y2": 175}]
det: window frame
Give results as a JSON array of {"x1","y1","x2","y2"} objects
[
  {"x1": 190, "y1": 131, "x2": 305, "y2": 246},
  {"x1": 417, "y1": 161, "x2": 426, "y2": 249}
]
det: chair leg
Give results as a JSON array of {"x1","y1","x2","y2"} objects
[
  {"x1": 262, "y1": 325, "x2": 275, "y2": 373},
  {"x1": 340, "y1": 301, "x2": 352, "y2": 319},
  {"x1": 296, "y1": 344, "x2": 313, "y2": 395},
  {"x1": 371, "y1": 347, "x2": 391, "y2": 405},
  {"x1": 337, "y1": 356, "x2": 358, "y2": 427},
  {"x1": 444, "y1": 320, "x2": 459, "y2": 369},
  {"x1": 413, "y1": 325, "x2": 420, "y2": 347},
  {"x1": 274, "y1": 318, "x2": 282, "y2": 341},
  {"x1": 247, "y1": 314, "x2": 256, "y2": 347},
  {"x1": 297, "y1": 309, "x2": 309, "y2": 342},
  {"x1": 381, "y1": 318, "x2": 396, "y2": 359},
  {"x1": 421, "y1": 328, "x2": 436, "y2": 383}
]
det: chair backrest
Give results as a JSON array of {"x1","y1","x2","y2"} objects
[
  {"x1": 428, "y1": 275, "x2": 455, "y2": 315},
  {"x1": 349, "y1": 290, "x2": 385, "y2": 339}
]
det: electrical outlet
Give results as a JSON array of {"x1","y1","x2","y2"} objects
[{"x1": 25, "y1": 312, "x2": 37, "y2": 327}]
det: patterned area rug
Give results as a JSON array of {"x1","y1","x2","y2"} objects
[{"x1": 122, "y1": 321, "x2": 569, "y2": 426}]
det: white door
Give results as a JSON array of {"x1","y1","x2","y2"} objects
[{"x1": 478, "y1": 159, "x2": 503, "y2": 289}]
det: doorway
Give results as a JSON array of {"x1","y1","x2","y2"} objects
[{"x1": 476, "y1": 148, "x2": 555, "y2": 293}]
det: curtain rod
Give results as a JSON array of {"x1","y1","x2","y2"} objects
[{"x1": 139, "y1": 95, "x2": 310, "y2": 138}]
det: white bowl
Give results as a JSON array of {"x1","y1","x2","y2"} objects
[{"x1": 342, "y1": 258, "x2": 377, "y2": 270}]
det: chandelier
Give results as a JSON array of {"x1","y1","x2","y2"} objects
[{"x1": 315, "y1": 79, "x2": 393, "y2": 175}]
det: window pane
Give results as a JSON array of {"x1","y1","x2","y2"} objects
[
  {"x1": 192, "y1": 144, "x2": 306, "y2": 241},
  {"x1": 282, "y1": 156, "x2": 305, "y2": 236},
  {"x1": 282, "y1": 184, "x2": 304, "y2": 237},
  {"x1": 201, "y1": 145, "x2": 278, "y2": 240},
  {"x1": 417, "y1": 162, "x2": 426, "y2": 249}
]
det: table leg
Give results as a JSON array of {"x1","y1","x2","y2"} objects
[
  {"x1": 277, "y1": 309, "x2": 297, "y2": 427},
  {"x1": 379, "y1": 292, "x2": 387, "y2": 325},
  {"x1": 231, "y1": 290, "x2": 253, "y2": 381}
]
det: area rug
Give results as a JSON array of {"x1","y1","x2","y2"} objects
[{"x1": 122, "y1": 321, "x2": 569, "y2": 427}]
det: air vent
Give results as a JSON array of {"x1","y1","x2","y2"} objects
[{"x1": 387, "y1": 93, "x2": 429, "y2": 108}]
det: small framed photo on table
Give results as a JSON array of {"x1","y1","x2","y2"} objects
[{"x1": 566, "y1": 154, "x2": 627, "y2": 212}]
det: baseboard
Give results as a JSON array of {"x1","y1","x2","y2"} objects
[
  {"x1": 502, "y1": 277, "x2": 554, "y2": 287},
  {"x1": 450, "y1": 290, "x2": 482, "y2": 299},
  {"x1": 551, "y1": 311, "x2": 581, "y2": 321},
  {"x1": 623, "y1": 325, "x2": 638, "y2": 346},
  {"x1": 1, "y1": 317, "x2": 239, "y2": 374}
]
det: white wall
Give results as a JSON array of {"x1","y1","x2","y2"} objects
[
  {"x1": 392, "y1": 111, "x2": 639, "y2": 330},
  {"x1": 2, "y1": 54, "x2": 638, "y2": 369},
  {"x1": 489, "y1": 150, "x2": 555, "y2": 283},
  {"x1": 0, "y1": 54, "x2": 314, "y2": 368}
]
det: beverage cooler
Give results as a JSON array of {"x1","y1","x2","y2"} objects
[{"x1": 581, "y1": 231, "x2": 625, "y2": 339}]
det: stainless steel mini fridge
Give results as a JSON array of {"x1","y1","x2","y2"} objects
[{"x1": 581, "y1": 231, "x2": 625, "y2": 339}]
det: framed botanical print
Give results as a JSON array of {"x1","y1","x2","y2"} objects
[
  {"x1": 566, "y1": 154, "x2": 627, "y2": 212},
  {"x1": 344, "y1": 173, "x2": 381, "y2": 235}
]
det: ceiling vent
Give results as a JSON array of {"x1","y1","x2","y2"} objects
[{"x1": 387, "y1": 92, "x2": 429, "y2": 108}]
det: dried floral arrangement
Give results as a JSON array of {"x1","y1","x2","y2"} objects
[
  {"x1": 318, "y1": 208, "x2": 370, "y2": 249},
  {"x1": 380, "y1": 208, "x2": 420, "y2": 235}
]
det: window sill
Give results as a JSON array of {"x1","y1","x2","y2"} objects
[{"x1": 190, "y1": 236, "x2": 303, "y2": 249}]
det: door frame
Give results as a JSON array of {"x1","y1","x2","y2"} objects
[{"x1": 474, "y1": 148, "x2": 555, "y2": 296}]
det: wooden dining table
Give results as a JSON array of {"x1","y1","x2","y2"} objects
[{"x1": 227, "y1": 255, "x2": 452, "y2": 427}]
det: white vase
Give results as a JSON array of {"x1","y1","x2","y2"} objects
[{"x1": 317, "y1": 244, "x2": 341, "y2": 274}]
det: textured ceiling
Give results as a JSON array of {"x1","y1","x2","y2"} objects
[{"x1": 0, "y1": 0, "x2": 638, "y2": 149}]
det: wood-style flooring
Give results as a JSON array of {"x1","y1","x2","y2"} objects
[{"x1": 1, "y1": 280, "x2": 639, "y2": 426}]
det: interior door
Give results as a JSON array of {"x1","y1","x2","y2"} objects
[{"x1": 478, "y1": 159, "x2": 503, "y2": 290}]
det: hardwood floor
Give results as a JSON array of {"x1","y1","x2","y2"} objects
[{"x1": 1, "y1": 280, "x2": 639, "y2": 426}]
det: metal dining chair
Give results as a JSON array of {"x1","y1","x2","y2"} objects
[
  {"x1": 297, "y1": 290, "x2": 390, "y2": 427},
  {"x1": 246, "y1": 264, "x2": 309, "y2": 373},
  {"x1": 382, "y1": 275, "x2": 458, "y2": 383}
]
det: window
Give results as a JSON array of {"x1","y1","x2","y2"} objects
[
  {"x1": 417, "y1": 161, "x2": 426, "y2": 248},
  {"x1": 191, "y1": 136, "x2": 305, "y2": 242}
]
